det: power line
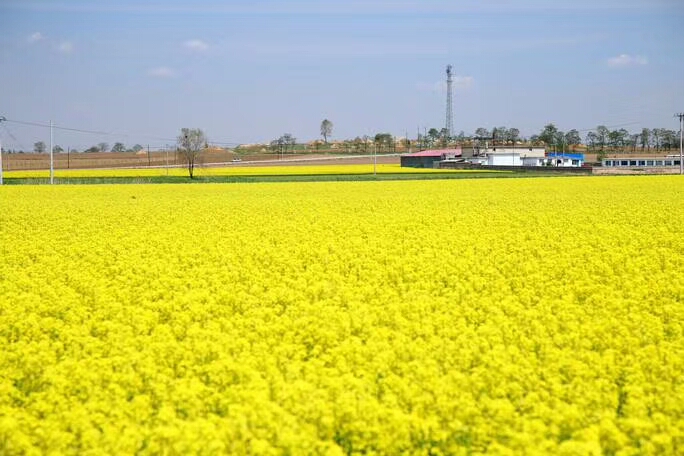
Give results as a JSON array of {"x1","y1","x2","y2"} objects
[
  {"x1": 0, "y1": 123, "x2": 29, "y2": 152},
  {"x1": 572, "y1": 121, "x2": 642, "y2": 133},
  {"x1": 5, "y1": 118, "x2": 115, "y2": 136},
  {"x1": 3, "y1": 117, "x2": 241, "y2": 147}
]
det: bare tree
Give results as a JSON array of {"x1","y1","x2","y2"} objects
[
  {"x1": 586, "y1": 132, "x2": 598, "y2": 151},
  {"x1": 98, "y1": 142, "x2": 109, "y2": 153},
  {"x1": 640, "y1": 128, "x2": 650, "y2": 151},
  {"x1": 320, "y1": 119, "x2": 333, "y2": 144},
  {"x1": 177, "y1": 128, "x2": 206, "y2": 178},
  {"x1": 34, "y1": 141, "x2": 46, "y2": 153},
  {"x1": 508, "y1": 128, "x2": 520, "y2": 145}
]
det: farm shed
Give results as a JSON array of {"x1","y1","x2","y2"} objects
[{"x1": 401, "y1": 148, "x2": 461, "y2": 168}]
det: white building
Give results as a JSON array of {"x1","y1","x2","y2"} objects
[
  {"x1": 462, "y1": 146, "x2": 546, "y2": 160},
  {"x1": 487, "y1": 153, "x2": 522, "y2": 166}
]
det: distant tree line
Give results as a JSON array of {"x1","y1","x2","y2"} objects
[
  {"x1": 416, "y1": 123, "x2": 681, "y2": 154},
  {"x1": 13, "y1": 119, "x2": 680, "y2": 156},
  {"x1": 21, "y1": 141, "x2": 146, "y2": 154}
]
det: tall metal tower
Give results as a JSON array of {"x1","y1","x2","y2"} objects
[
  {"x1": 676, "y1": 112, "x2": 684, "y2": 175},
  {"x1": 445, "y1": 65, "x2": 454, "y2": 139}
]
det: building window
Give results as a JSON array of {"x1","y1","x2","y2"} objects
[
  {"x1": 629, "y1": 160, "x2": 637, "y2": 166},
  {"x1": 638, "y1": 160, "x2": 646, "y2": 166},
  {"x1": 621, "y1": 160, "x2": 628, "y2": 166},
  {"x1": 646, "y1": 160, "x2": 654, "y2": 166},
  {"x1": 656, "y1": 161, "x2": 663, "y2": 166},
  {"x1": 665, "y1": 161, "x2": 673, "y2": 166}
]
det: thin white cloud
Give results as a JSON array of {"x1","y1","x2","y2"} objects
[
  {"x1": 184, "y1": 39, "x2": 208, "y2": 52},
  {"x1": 453, "y1": 76, "x2": 474, "y2": 89},
  {"x1": 27, "y1": 32, "x2": 43, "y2": 43},
  {"x1": 56, "y1": 41, "x2": 74, "y2": 53},
  {"x1": 147, "y1": 67, "x2": 176, "y2": 78},
  {"x1": 607, "y1": 54, "x2": 648, "y2": 67}
]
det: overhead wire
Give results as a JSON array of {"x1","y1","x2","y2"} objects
[
  {"x1": 3, "y1": 117, "x2": 241, "y2": 147},
  {"x1": 0, "y1": 122, "x2": 30, "y2": 152}
]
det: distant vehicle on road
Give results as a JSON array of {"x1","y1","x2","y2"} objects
[{"x1": 231, "y1": 157, "x2": 242, "y2": 163}]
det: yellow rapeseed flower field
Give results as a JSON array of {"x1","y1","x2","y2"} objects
[
  {"x1": 3, "y1": 163, "x2": 496, "y2": 179},
  {"x1": 1, "y1": 176, "x2": 683, "y2": 455}
]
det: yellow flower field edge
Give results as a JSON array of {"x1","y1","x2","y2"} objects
[
  {"x1": 3, "y1": 163, "x2": 505, "y2": 179},
  {"x1": 1, "y1": 176, "x2": 683, "y2": 455}
]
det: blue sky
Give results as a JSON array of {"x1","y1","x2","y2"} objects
[{"x1": 1, "y1": 0, "x2": 682, "y2": 150}]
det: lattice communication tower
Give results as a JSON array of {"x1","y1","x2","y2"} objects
[{"x1": 445, "y1": 65, "x2": 454, "y2": 139}]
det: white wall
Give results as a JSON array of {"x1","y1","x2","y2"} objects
[
  {"x1": 461, "y1": 147, "x2": 545, "y2": 158},
  {"x1": 551, "y1": 157, "x2": 583, "y2": 167},
  {"x1": 490, "y1": 147, "x2": 546, "y2": 158},
  {"x1": 522, "y1": 157, "x2": 545, "y2": 166},
  {"x1": 487, "y1": 153, "x2": 521, "y2": 166}
]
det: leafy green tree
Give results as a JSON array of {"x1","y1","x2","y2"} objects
[
  {"x1": 52, "y1": 145, "x2": 64, "y2": 154},
  {"x1": 426, "y1": 128, "x2": 440, "y2": 147},
  {"x1": 374, "y1": 133, "x2": 393, "y2": 153},
  {"x1": 564, "y1": 129, "x2": 581, "y2": 147},
  {"x1": 538, "y1": 124, "x2": 559, "y2": 147},
  {"x1": 34, "y1": 141, "x2": 46, "y2": 153},
  {"x1": 111, "y1": 142, "x2": 126, "y2": 153}
]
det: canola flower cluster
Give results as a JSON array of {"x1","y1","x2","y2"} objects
[
  {"x1": 1, "y1": 176, "x2": 683, "y2": 455},
  {"x1": 3, "y1": 163, "x2": 491, "y2": 179}
]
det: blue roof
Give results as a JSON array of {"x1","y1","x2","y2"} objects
[{"x1": 547, "y1": 152, "x2": 584, "y2": 160}]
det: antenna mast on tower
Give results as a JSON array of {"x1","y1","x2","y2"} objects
[{"x1": 445, "y1": 65, "x2": 454, "y2": 140}]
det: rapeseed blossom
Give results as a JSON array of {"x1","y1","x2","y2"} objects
[
  {"x1": 0, "y1": 176, "x2": 682, "y2": 454},
  {"x1": 3, "y1": 163, "x2": 492, "y2": 179}
]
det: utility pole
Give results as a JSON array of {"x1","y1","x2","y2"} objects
[
  {"x1": 676, "y1": 113, "x2": 684, "y2": 175},
  {"x1": 50, "y1": 120, "x2": 54, "y2": 184},
  {"x1": 0, "y1": 116, "x2": 5, "y2": 185}
]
